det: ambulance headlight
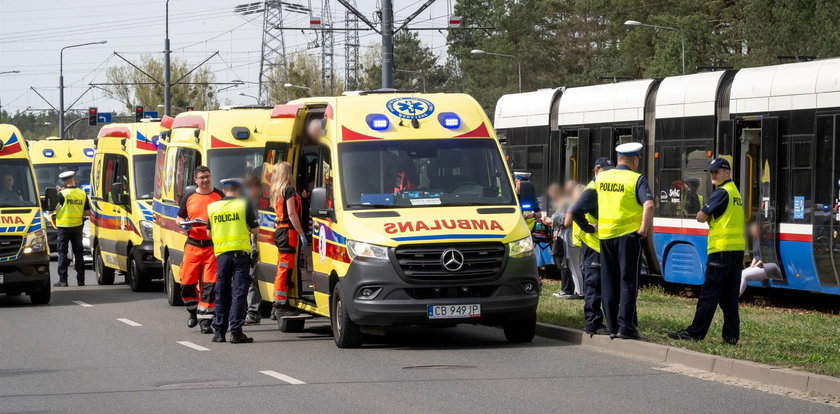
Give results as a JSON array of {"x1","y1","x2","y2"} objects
[
  {"x1": 365, "y1": 114, "x2": 390, "y2": 131},
  {"x1": 139, "y1": 220, "x2": 154, "y2": 241},
  {"x1": 23, "y1": 230, "x2": 47, "y2": 254},
  {"x1": 508, "y1": 236, "x2": 534, "y2": 258},
  {"x1": 437, "y1": 112, "x2": 461, "y2": 129},
  {"x1": 346, "y1": 240, "x2": 389, "y2": 260}
]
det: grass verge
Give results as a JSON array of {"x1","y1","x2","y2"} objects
[{"x1": 537, "y1": 280, "x2": 840, "y2": 378}]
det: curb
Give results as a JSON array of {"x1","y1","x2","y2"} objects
[{"x1": 535, "y1": 322, "x2": 840, "y2": 398}]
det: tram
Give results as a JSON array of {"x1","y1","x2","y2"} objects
[{"x1": 494, "y1": 58, "x2": 840, "y2": 296}]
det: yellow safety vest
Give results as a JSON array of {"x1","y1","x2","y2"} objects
[
  {"x1": 707, "y1": 181, "x2": 746, "y2": 254},
  {"x1": 596, "y1": 168, "x2": 643, "y2": 239},
  {"x1": 573, "y1": 181, "x2": 600, "y2": 252},
  {"x1": 207, "y1": 198, "x2": 251, "y2": 256},
  {"x1": 56, "y1": 187, "x2": 86, "y2": 228}
]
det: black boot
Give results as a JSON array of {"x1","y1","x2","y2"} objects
[
  {"x1": 230, "y1": 332, "x2": 254, "y2": 344},
  {"x1": 187, "y1": 309, "x2": 198, "y2": 328},
  {"x1": 199, "y1": 319, "x2": 213, "y2": 334}
]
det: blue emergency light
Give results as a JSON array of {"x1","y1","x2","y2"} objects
[
  {"x1": 521, "y1": 203, "x2": 532, "y2": 210},
  {"x1": 83, "y1": 148, "x2": 94, "y2": 157},
  {"x1": 365, "y1": 113, "x2": 390, "y2": 131},
  {"x1": 437, "y1": 112, "x2": 461, "y2": 129},
  {"x1": 152, "y1": 136, "x2": 160, "y2": 147},
  {"x1": 42, "y1": 149, "x2": 54, "y2": 158}
]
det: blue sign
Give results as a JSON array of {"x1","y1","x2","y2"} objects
[
  {"x1": 98, "y1": 112, "x2": 112, "y2": 123},
  {"x1": 144, "y1": 111, "x2": 159, "y2": 119},
  {"x1": 386, "y1": 97, "x2": 435, "y2": 120},
  {"x1": 793, "y1": 196, "x2": 805, "y2": 220}
]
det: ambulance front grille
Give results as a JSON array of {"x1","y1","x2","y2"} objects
[
  {"x1": 0, "y1": 236, "x2": 22, "y2": 258},
  {"x1": 393, "y1": 243, "x2": 506, "y2": 281}
]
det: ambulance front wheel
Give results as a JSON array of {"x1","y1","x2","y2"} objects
[
  {"x1": 331, "y1": 283, "x2": 364, "y2": 348},
  {"x1": 126, "y1": 251, "x2": 151, "y2": 292},
  {"x1": 503, "y1": 312, "x2": 537, "y2": 344},
  {"x1": 94, "y1": 245, "x2": 115, "y2": 285},
  {"x1": 29, "y1": 282, "x2": 51, "y2": 305},
  {"x1": 164, "y1": 256, "x2": 183, "y2": 306}
]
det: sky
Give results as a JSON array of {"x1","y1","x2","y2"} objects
[{"x1": 0, "y1": 0, "x2": 455, "y2": 115}]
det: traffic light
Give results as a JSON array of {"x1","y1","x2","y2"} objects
[
  {"x1": 135, "y1": 106, "x2": 144, "y2": 122},
  {"x1": 88, "y1": 107, "x2": 98, "y2": 126},
  {"x1": 185, "y1": 106, "x2": 194, "y2": 112}
]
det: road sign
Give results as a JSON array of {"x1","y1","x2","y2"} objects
[
  {"x1": 144, "y1": 111, "x2": 158, "y2": 119},
  {"x1": 97, "y1": 112, "x2": 112, "y2": 123}
]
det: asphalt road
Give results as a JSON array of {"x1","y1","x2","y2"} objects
[{"x1": 0, "y1": 262, "x2": 834, "y2": 414}]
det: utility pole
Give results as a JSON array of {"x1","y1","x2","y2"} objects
[
  {"x1": 380, "y1": 0, "x2": 394, "y2": 89},
  {"x1": 164, "y1": 0, "x2": 172, "y2": 116},
  {"x1": 344, "y1": 6, "x2": 360, "y2": 90},
  {"x1": 321, "y1": 0, "x2": 335, "y2": 95}
]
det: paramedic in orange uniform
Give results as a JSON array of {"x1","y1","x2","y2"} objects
[
  {"x1": 177, "y1": 165, "x2": 224, "y2": 333},
  {"x1": 270, "y1": 161, "x2": 307, "y2": 316}
]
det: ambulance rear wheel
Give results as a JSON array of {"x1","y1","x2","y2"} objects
[
  {"x1": 503, "y1": 313, "x2": 537, "y2": 344},
  {"x1": 330, "y1": 283, "x2": 363, "y2": 348},
  {"x1": 126, "y1": 251, "x2": 150, "y2": 292},
  {"x1": 278, "y1": 317, "x2": 305, "y2": 333},
  {"x1": 94, "y1": 245, "x2": 115, "y2": 285},
  {"x1": 164, "y1": 256, "x2": 183, "y2": 306},
  {"x1": 29, "y1": 282, "x2": 51, "y2": 305}
]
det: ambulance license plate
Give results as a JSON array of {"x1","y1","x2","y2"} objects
[
  {"x1": 427, "y1": 304, "x2": 480, "y2": 319},
  {"x1": 0, "y1": 274, "x2": 4, "y2": 284}
]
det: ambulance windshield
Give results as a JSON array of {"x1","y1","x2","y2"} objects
[
  {"x1": 34, "y1": 163, "x2": 92, "y2": 194},
  {"x1": 339, "y1": 139, "x2": 515, "y2": 209},
  {"x1": 207, "y1": 148, "x2": 264, "y2": 189},
  {"x1": 133, "y1": 154, "x2": 156, "y2": 199},
  {"x1": 0, "y1": 160, "x2": 38, "y2": 207}
]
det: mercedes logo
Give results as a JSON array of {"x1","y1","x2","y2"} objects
[{"x1": 440, "y1": 248, "x2": 465, "y2": 272}]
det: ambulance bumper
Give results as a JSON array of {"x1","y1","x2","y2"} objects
[
  {"x1": 135, "y1": 240, "x2": 162, "y2": 277},
  {"x1": 0, "y1": 252, "x2": 51, "y2": 294},
  {"x1": 340, "y1": 255, "x2": 539, "y2": 327}
]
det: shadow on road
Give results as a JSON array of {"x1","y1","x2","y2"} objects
[{"x1": 0, "y1": 281, "x2": 164, "y2": 308}]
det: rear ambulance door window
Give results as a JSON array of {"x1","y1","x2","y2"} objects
[
  {"x1": 153, "y1": 143, "x2": 167, "y2": 200},
  {"x1": 115, "y1": 154, "x2": 129, "y2": 206},
  {"x1": 259, "y1": 141, "x2": 290, "y2": 211},
  {"x1": 318, "y1": 145, "x2": 333, "y2": 207},
  {"x1": 92, "y1": 153, "x2": 104, "y2": 199},
  {"x1": 102, "y1": 154, "x2": 117, "y2": 202},
  {"x1": 173, "y1": 148, "x2": 199, "y2": 205}
]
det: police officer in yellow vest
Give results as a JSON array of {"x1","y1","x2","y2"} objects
[
  {"x1": 595, "y1": 143, "x2": 654, "y2": 339},
  {"x1": 54, "y1": 171, "x2": 90, "y2": 287},
  {"x1": 207, "y1": 178, "x2": 259, "y2": 344},
  {"x1": 570, "y1": 157, "x2": 613, "y2": 336},
  {"x1": 669, "y1": 158, "x2": 745, "y2": 345},
  {"x1": 514, "y1": 172, "x2": 541, "y2": 230}
]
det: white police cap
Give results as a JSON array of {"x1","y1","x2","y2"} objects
[
  {"x1": 59, "y1": 171, "x2": 76, "y2": 180},
  {"x1": 616, "y1": 142, "x2": 643, "y2": 157},
  {"x1": 220, "y1": 178, "x2": 244, "y2": 187}
]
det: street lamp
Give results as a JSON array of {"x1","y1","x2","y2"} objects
[
  {"x1": 284, "y1": 83, "x2": 313, "y2": 95},
  {"x1": 59, "y1": 40, "x2": 107, "y2": 139},
  {"x1": 395, "y1": 69, "x2": 426, "y2": 93},
  {"x1": 471, "y1": 49, "x2": 522, "y2": 93},
  {"x1": 164, "y1": 0, "x2": 172, "y2": 117},
  {"x1": 238, "y1": 92, "x2": 260, "y2": 104},
  {"x1": 624, "y1": 20, "x2": 685, "y2": 75}
]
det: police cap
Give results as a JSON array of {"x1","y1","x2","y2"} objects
[
  {"x1": 704, "y1": 158, "x2": 731, "y2": 172},
  {"x1": 615, "y1": 142, "x2": 643, "y2": 157},
  {"x1": 594, "y1": 157, "x2": 614, "y2": 170},
  {"x1": 513, "y1": 171, "x2": 531, "y2": 180},
  {"x1": 58, "y1": 171, "x2": 76, "y2": 181},
  {"x1": 220, "y1": 178, "x2": 244, "y2": 188}
]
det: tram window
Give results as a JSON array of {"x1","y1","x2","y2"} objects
[
  {"x1": 527, "y1": 126, "x2": 549, "y2": 146},
  {"x1": 663, "y1": 146, "x2": 681, "y2": 169},
  {"x1": 507, "y1": 128, "x2": 526, "y2": 146},
  {"x1": 656, "y1": 139, "x2": 713, "y2": 218}
]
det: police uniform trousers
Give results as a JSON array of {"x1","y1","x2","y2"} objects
[
  {"x1": 180, "y1": 240, "x2": 217, "y2": 320},
  {"x1": 212, "y1": 251, "x2": 252, "y2": 335},
  {"x1": 686, "y1": 250, "x2": 742, "y2": 342},
  {"x1": 57, "y1": 225, "x2": 85, "y2": 284},
  {"x1": 581, "y1": 245, "x2": 605, "y2": 332},
  {"x1": 599, "y1": 234, "x2": 641, "y2": 335}
]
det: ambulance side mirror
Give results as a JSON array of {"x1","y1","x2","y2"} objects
[
  {"x1": 309, "y1": 187, "x2": 333, "y2": 219},
  {"x1": 111, "y1": 182, "x2": 127, "y2": 205},
  {"x1": 42, "y1": 187, "x2": 58, "y2": 211}
]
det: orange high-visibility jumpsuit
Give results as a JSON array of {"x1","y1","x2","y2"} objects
[{"x1": 273, "y1": 186, "x2": 301, "y2": 304}]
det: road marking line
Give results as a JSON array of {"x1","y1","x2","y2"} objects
[
  {"x1": 176, "y1": 341, "x2": 210, "y2": 351},
  {"x1": 259, "y1": 370, "x2": 306, "y2": 385},
  {"x1": 72, "y1": 301, "x2": 93, "y2": 307},
  {"x1": 117, "y1": 318, "x2": 143, "y2": 327}
]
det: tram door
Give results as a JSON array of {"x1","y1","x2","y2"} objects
[{"x1": 813, "y1": 115, "x2": 840, "y2": 287}]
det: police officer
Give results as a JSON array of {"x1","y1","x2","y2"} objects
[
  {"x1": 595, "y1": 143, "x2": 654, "y2": 339},
  {"x1": 207, "y1": 178, "x2": 259, "y2": 343},
  {"x1": 570, "y1": 157, "x2": 613, "y2": 336},
  {"x1": 514, "y1": 172, "x2": 541, "y2": 229},
  {"x1": 54, "y1": 171, "x2": 90, "y2": 287},
  {"x1": 668, "y1": 158, "x2": 745, "y2": 345}
]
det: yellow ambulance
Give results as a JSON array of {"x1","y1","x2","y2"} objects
[
  {"x1": 28, "y1": 137, "x2": 94, "y2": 261},
  {"x1": 89, "y1": 121, "x2": 162, "y2": 290},
  {"x1": 0, "y1": 124, "x2": 53, "y2": 304},
  {"x1": 153, "y1": 108, "x2": 276, "y2": 306},
  {"x1": 255, "y1": 93, "x2": 539, "y2": 348}
]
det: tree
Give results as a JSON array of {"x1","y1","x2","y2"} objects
[
  {"x1": 264, "y1": 53, "x2": 344, "y2": 103},
  {"x1": 359, "y1": 31, "x2": 457, "y2": 92},
  {"x1": 105, "y1": 55, "x2": 218, "y2": 112}
]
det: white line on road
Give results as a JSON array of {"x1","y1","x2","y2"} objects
[
  {"x1": 259, "y1": 370, "x2": 306, "y2": 385},
  {"x1": 176, "y1": 341, "x2": 210, "y2": 351},
  {"x1": 72, "y1": 301, "x2": 93, "y2": 307},
  {"x1": 117, "y1": 318, "x2": 143, "y2": 327}
]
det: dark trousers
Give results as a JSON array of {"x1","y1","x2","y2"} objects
[
  {"x1": 553, "y1": 250, "x2": 574, "y2": 295},
  {"x1": 57, "y1": 226, "x2": 85, "y2": 283},
  {"x1": 212, "y1": 252, "x2": 251, "y2": 335},
  {"x1": 600, "y1": 234, "x2": 642, "y2": 335},
  {"x1": 581, "y1": 245, "x2": 605, "y2": 332},
  {"x1": 687, "y1": 251, "x2": 742, "y2": 342}
]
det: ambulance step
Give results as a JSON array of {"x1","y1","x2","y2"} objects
[{"x1": 280, "y1": 314, "x2": 314, "y2": 320}]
